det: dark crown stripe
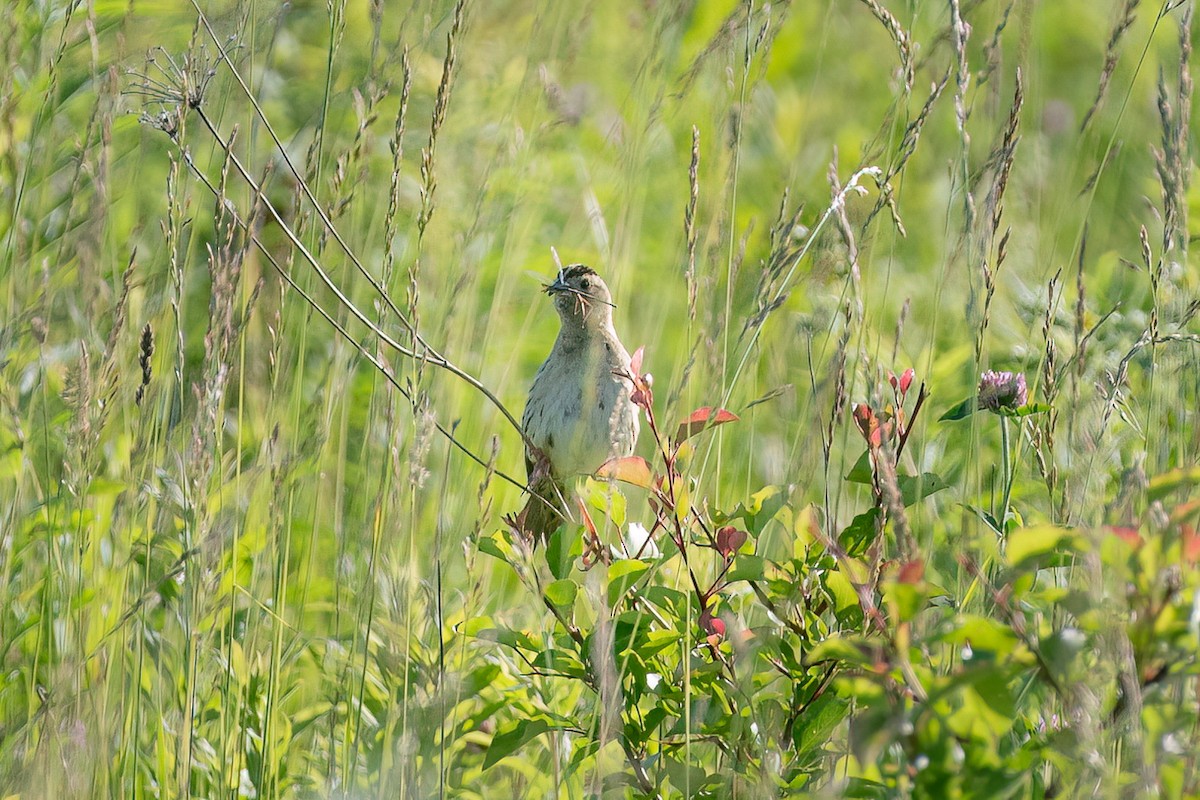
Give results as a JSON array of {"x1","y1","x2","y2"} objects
[{"x1": 562, "y1": 263, "x2": 597, "y2": 280}]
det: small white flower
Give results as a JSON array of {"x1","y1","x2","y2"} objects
[{"x1": 624, "y1": 522, "x2": 659, "y2": 559}]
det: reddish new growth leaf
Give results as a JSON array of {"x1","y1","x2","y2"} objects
[
  {"x1": 1182, "y1": 524, "x2": 1200, "y2": 565},
  {"x1": 577, "y1": 498, "x2": 609, "y2": 569},
  {"x1": 699, "y1": 609, "x2": 726, "y2": 640},
  {"x1": 1108, "y1": 526, "x2": 1143, "y2": 549},
  {"x1": 897, "y1": 559, "x2": 925, "y2": 584},
  {"x1": 715, "y1": 526, "x2": 747, "y2": 559},
  {"x1": 623, "y1": 346, "x2": 654, "y2": 411},
  {"x1": 577, "y1": 497, "x2": 599, "y2": 538},
  {"x1": 852, "y1": 403, "x2": 884, "y2": 448},
  {"x1": 596, "y1": 455, "x2": 654, "y2": 489},
  {"x1": 675, "y1": 406, "x2": 739, "y2": 442}
]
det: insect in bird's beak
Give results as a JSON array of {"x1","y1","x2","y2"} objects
[
  {"x1": 544, "y1": 270, "x2": 571, "y2": 296},
  {"x1": 542, "y1": 270, "x2": 617, "y2": 308}
]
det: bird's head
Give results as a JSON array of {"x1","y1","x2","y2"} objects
[{"x1": 544, "y1": 264, "x2": 615, "y2": 330}]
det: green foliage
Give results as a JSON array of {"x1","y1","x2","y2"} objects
[{"x1": 2, "y1": 0, "x2": 1199, "y2": 798}]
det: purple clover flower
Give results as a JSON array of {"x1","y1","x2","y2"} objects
[{"x1": 978, "y1": 370, "x2": 1028, "y2": 412}]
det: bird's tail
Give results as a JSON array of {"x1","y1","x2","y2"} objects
[{"x1": 520, "y1": 474, "x2": 568, "y2": 542}]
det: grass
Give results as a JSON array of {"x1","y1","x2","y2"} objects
[{"x1": 1, "y1": 0, "x2": 1198, "y2": 797}]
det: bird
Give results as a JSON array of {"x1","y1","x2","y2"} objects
[{"x1": 519, "y1": 264, "x2": 640, "y2": 540}]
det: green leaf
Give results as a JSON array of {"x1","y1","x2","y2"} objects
[
  {"x1": 847, "y1": 453, "x2": 949, "y2": 506},
  {"x1": 607, "y1": 559, "x2": 650, "y2": 607},
  {"x1": 882, "y1": 578, "x2": 925, "y2": 623},
  {"x1": 948, "y1": 615, "x2": 1019, "y2": 658},
  {"x1": 461, "y1": 617, "x2": 539, "y2": 651},
  {"x1": 943, "y1": 398, "x2": 1051, "y2": 421},
  {"x1": 639, "y1": 629, "x2": 681, "y2": 658},
  {"x1": 839, "y1": 509, "x2": 879, "y2": 555},
  {"x1": 725, "y1": 555, "x2": 766, "y2": 583},
  {"x1": 476, "y1": 531, "x2": 509, "y2": 561},
  {"x1": 1148, "y1": 466, "x2": 1200, "y2": 502},
  {"x1": 662, "y1": 756, "x2": 713, "y2": 795},
  {"x1": 897, "y1": 472, "x2": 950, "y2": 506},
  {"x1": 939, "y1": 397, "x2": 976, "y2": 421},
  {"x1": 642, "y1": 585, "x2": 689, "y2": 616},
  {"x1": 1039, "y1": 627, "x2": 1087, "y2": 678},
  {"x1": 584, "y1": 477, "x2": 627, "y2": 527},
  {"x1": 461, "y1": 664, "x2": 503, "y2": 696},
  {"x1": 1002, "y1": 402, "x2": 1052, "y2": 417},
  {"x1": 963, "y1": 503, "x2": 1003, "y2": 536},
  {"x1": 1006, "y1": 525, "x2": 1089, "y2": 570},
  {"x1": 843, "y1": 777, "x2": 891, "y2": 799},
  {"x1": 793, "y1": 693, "x2": 850, "y2": 762},
  {"x1": 824, "y1": 569, "x2": 863, "y2": 625},
  {"x1": 968, "y1": 667, "x2": 1016, "y2": 736},
  {"x1": 848, "y1": 701, "x2": 905, "y2": 766},
  {"x1": 845, "y1": 451, "x2": 872, "y2": 484},
  {"x1": 544, "y1": 579, "x2": 577, "y2": 611},
  {"x1": 565, "y1": 738, "x2": 601, "y2": 780},
  {"x1": 530, "y1": 649, "x2": 586, "y2": 678},
  {"x1": 458, "y1": 615, "x2": 495, "y2": 637},
  {"x1": 944, "y1": 665, "x2": 1016, "y2": 740},
  {"x1": 484, "y1": 718, "x2": 553, "y2": 770},
  {"x1": 545, "y1": 525, "x2": 581, "y2": 580},
  {"x1": 735, "y1": 485, "x2": 787, "y2": 535}
]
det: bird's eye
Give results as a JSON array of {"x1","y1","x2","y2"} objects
[{"x1": 580, "y1": 279, "x2": 591, "y2": 290}]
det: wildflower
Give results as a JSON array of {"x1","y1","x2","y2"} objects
[{"x1": 977, "y1": 370, "x2": 1027, "y2": 411}]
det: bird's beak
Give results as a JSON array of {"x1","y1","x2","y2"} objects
[
  {"x1": 541, "y1": 270, "x2": 617, "y2": 308},
  {"x1": 544, "y1": 272, "x2": 570, "y2": 296}
]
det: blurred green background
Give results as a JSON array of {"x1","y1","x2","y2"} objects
[{"x1": 1, "y1": 0, "x2": 1197, "y2": 797}]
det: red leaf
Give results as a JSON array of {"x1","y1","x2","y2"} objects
[
  {"x1": 899, "y1": 368, "x2": 915, "y2": 395},
  {"x1": 1182, "y1": 524, "x2": 1199, "y2": 564},
  {"x1": 853, "y1": 403, "x2": 882, "y2": 448},
  {"x1": 715, "y1": 526, "x2": 748, "y2": 558},
  {"x1": 629, "y1": 346, "x2": 644, "y2": 375},
  {"x1": 897, "y1": 559, "x2": 925, "y2": 584},
  {"x1": 630, "y1": 384, "x2": 653, "y2": 410},
  {"x1": 1108, "y1": 526, "x2": 1143, "y2": 549},
  {"x1": 699, "y1": 609, "x2": 726, "y2": 639},
  {"x1": 576, "y1": 498, "x2": 599, "y2": 538},
  {"x1": 675, "y1": 406, "x2": 740, "y2": 442},
  {"x1": 596, "y1": 456, "x2": 654, "y2": 489}
]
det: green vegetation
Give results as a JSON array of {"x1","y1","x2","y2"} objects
[{"x1": 2, "y1": 1, "x2": 1198, "y2": 797}]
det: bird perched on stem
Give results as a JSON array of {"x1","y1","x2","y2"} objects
[{"x1": 519, "y1": 264, "x2": 640, "y2": 540}]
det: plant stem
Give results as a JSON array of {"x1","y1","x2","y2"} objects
[{"x1": 999, "y1": 415, "x2": 1014, "y2": 534}]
